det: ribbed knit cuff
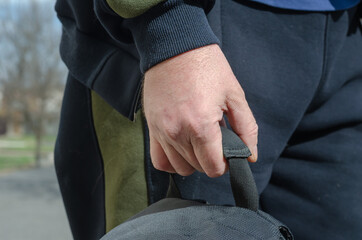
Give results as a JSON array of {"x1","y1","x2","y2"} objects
[{"x1": 126, "y1": 0, "x2": 220, "y2": 73}]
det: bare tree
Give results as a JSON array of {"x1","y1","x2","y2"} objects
[{"x1": 0, "y1": 0, "x2": 66, "y2": 167}]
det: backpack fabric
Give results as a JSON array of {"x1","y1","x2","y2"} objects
[{"x1": 101, "y1": 127, "x2": 293, "y2": 240}]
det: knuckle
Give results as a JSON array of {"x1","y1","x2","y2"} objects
[
  {"x1": 203, "y1": 159, "x2": 226, "y2": 178},
  {"x1": 177, "y1": 168, "x2": 195, "y2": 177},
  {"x1": 188, "y1": 123, "x2": 209, "y2": 144},
  {"x1": 237, "y1": 88, "x2": 246, "y2": 99},
  {"x1": 152, "y1": 159, "x2": 170, "y2": 172},
  {"x1": 247, "y1": 122, "x2": 259, "y2": 137},
  {"x1": 227, "y1": 89, "x2": 245, "y2": 104},
  {"x1": 205, "y1": 167, "x2": 225, "y2": 178},
  {"x1": 163, "y1": 125, "x2": 181, "y2": 141}
]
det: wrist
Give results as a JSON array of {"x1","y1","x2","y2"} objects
[{"x1": 126, "y1": 0, "x2": 220, "y2": 73}]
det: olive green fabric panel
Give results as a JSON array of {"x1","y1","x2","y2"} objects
[
  {"x1": 91, "y1": 91, "x2": 148, "y2": 232},
  {"x1": 106, "y1": 0, "x2": 166, "y2": 18}
]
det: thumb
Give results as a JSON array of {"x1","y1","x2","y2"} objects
[{"x1": 226, "y1": 91, "x2": 258, "y2": 162}]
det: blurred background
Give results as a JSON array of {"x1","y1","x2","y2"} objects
[{"x1": 0, "y1": 0, "x2": 72, "y2": 239}]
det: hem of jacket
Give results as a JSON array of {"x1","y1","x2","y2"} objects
[{"x1": 58, "y1": 14, "x2": 142, "y2": 121}]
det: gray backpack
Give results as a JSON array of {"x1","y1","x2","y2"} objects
[{"x1": 101, "y1": 127, "x2": 293, "y2": 240}]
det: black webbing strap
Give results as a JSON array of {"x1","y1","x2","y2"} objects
[
  {"x1": 221, "y1": 127, "x2": 259, "y2": 211},
  {"x1": 166, "y1": 127, "x2": 259, "y2": 211}
]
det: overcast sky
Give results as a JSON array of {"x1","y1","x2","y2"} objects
[
  {"x1": 0, "y1": 0, "x2": 50, "y2": 3},
  {"x1": 0, "y1": 0, "x2": 52, "y2": 9},
  {"x1": 0, "y1": 0, "x2": 57, "y2": 20}
]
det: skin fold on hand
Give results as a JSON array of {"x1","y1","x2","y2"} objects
[{"x1": 143, "y1": 44, "x2": 258, "y2": 178}]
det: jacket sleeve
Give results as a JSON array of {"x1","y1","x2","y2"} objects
[
  {"x1": 105, "y1": 0, "x2": 167, "y2": 18},
  {"x1": 94, "y1": 0, "x2": 219, "y2": 73}
]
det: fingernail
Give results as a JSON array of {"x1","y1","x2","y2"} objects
[{"x1": 248, "y1": 145, "x2": 258, "y2": 162}]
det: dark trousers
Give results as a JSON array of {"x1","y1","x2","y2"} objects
[
  {"x1": 55, "y1": 1, "x2": 362, "y2": 239},
  {"x1": 167, "y1": 1, "x2": 362, "y2": 239}
]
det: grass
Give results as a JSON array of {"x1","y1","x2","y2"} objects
[
  {"x1": 0, "y1": 135, "x2": 56, "y2": 171},
  {"x1": 0, "y1": 155, "x2": 34, "y2": 170}
]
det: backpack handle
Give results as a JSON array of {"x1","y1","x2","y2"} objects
[
  {"x1": 221, "y1": 126, "x2": 259, "y2": 211},
  {"x1": 167, "y1": 126, "x2": 259, "y2": 211}
]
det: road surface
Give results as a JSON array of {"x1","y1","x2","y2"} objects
[{"x1": 0, "y1": 166, "x2": 72, "y2": 240}]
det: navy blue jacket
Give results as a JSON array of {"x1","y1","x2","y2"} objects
[{"x1": 55, "y1": 0, "x2": 219, "y2": 120}]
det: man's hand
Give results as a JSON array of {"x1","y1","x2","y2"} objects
[{"x1": 143, "y1": 44, "x2": 258, "y2": 178}]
